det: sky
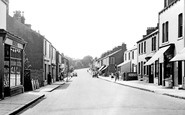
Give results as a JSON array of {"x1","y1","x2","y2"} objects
[{"x1": 9, "y1": 0, "x2": 164, "y2": 59}]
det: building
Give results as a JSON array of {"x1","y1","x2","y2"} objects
[
  {"x1": 117, "y1": 45, "x2": 137, "y2": 80},
  {"x1": 0, "y1": 0, "x2": 8, "y2": 30},
  {"x1": 144, "y1": 0, "x2": 185, "y2": 88},
  {"x1": 158, "y1": 0, "x2": 184, "y2": 88},
  {"x1": 139, "y1": 27, "x2": 159, "y2": 84},
  {"x1": 137, "y1": 27, "x2": 158, "y2": 82},
  {"x1": 99, "y1": 43, "x2": 127, "y2": 76},
  {"x1": 56, "y1": 51, "x2": 64, "y2": 81},
  {"x1": 51, "y1": 45, "x2": 57, "y2": 83},
  {"x1": 0, "y1": 30, "x2": 26, "y2": 99},
  {"x1": 7, "y1": 14, "x2": 60, "y2": 86},
  {"x1": 0, "y1": 0, "x2": 27, "y2": 99}
]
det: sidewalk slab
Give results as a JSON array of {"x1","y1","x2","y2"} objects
[
  {"x1": 34, "y1": 81, "x2": 65, "y2": 92},
  {"x1": 0, "y1": 81, "x2": 65, "y2": 115},
  {"x1": 0, "y1": 92, "x2": 44, "y2": 115},
  {"x1": 99, "y1": 76, "x2": 185, "y2": 100}
]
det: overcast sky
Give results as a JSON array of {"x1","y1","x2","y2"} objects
[{"x1": 9, "y1": 0, "x2": 164, "y2": 59}]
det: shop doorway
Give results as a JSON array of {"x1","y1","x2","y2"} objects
[
  {"x1": 159, "y1": 63, "x2": 163, "y2": 85},
  {"x1": 148, "y1": 65, "x2": 154, "y2": 83},
  {"x1": 178, "y1": 61, "x2": 182, "y2": 85}
]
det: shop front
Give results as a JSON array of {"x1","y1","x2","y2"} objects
[
  {"x1": 145, "y1": 44, "x2": 174, "y2": 87},
  {"x1": 0, "y1": 29, "x2": 26, "y2": 99}
]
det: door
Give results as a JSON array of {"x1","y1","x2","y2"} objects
[
  {"x1": 149, "y1": 65, "x2": 154, "y2": 83},
  {"x1": 159, "y1": 63, "x2": 162, "y2": 85},
  {"x1": 178, "y1": 61, "x2": 182, "y2": 85}
]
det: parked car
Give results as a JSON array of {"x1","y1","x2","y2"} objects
[{"x1": 72, "y1": 72, "x2": 77, "y2": 77}]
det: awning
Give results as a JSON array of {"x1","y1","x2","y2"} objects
[
  {"x1": 145, "y1": 46, "x2": 170, "y2": 66},
  {"x1": 101, "y1": 65, "x2": 108, "y2": 71},
  {"x1": 119, "y1": 61, "x2": 131, "y2": 73},
  {"x1": 170, "y1": 48, "x2": 185, "y2": 61},
  {"x1": 145, "y1": 53, "x2": 155, "y2": 60},
  {"x1": 98, "y1": 65, "x2": 105, "y2": 71},
  {"x1": 117, "y1": 61, "x2": 131, "y2": 67}
]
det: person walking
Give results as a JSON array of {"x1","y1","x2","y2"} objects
[
  {"x1": 115, "y1": 70, "x2": 119, "y2": 82},
  {"x1": 48, "y1": 72, "x2": 52, "y2": 85}
]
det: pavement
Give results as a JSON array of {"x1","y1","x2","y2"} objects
[
  {"x1": 0, "y1": 81, "x2": 65, "y2": 115},
  {"x1": 99, "y1": 76, "x2": 185, "y2": 100}
]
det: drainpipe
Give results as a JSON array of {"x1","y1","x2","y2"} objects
[{"x1": 184, "y1": 0, "x2": 185, "y2": 48}]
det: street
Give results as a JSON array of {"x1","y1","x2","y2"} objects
[{"x1": 20, "y1": 68, "x2": 185, "y2": 115}]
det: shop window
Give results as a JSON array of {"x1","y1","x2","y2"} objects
[
  {"x1": 10, "y1": 47, "x2": 22, "y2": 87},
  {"x1": 155, "y1": 60, "x2": 159, "y2": 78},
  {"x1": 4, "y1": 45, "x2": 10, "y2": 87}
]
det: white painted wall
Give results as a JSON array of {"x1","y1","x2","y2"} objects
[
  {"x1": 0, "y1": 0, "x2": 7, "y2": 29},
  {"x1": 159, "y1": 0, "x2": 184, "y2": 86}
]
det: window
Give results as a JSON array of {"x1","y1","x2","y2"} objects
[
  {"x1": 132, "y1": 51, "x2": 134, "y2": 59},
  {"x1": 162, "y1": 21, "x2": 169, "y2": 43},
  {"x1": 125, "y1": 53, "x2": 127, "y2": 61},
  {"x1": 139, "y1": 44, "x2": 141, "y2": 54},
  {"x1": 10, "y1": 47, "x2": 22, "y2": 87},
  {"x1": 144, "y1": 41, "x2": 146, "y2": 53},
  {"x1": 138, "y1": 62, "x2": 140, "y2": 74},
  {"x1": 152, "y1": 36, "x2": 156, "y2": 51},
  {"x1": 128, "y1": 52, "x2": 130, "y2": 60},
  {"x1": 44, "y1": 41, "x2": 47, "y2": 56},
  {"x1": 178, "y1": 13, "x2": 183, "y2": 38},
  {"x1": 110, "y1": 57, "x2": 115, "y2": 64},
  {"x1": 144, "y1": 62, "x2": 146, "y2": 75},
  {"x1": 164, "y1": 0, "x2": 168, "y2": 7},
  {"x1": 141, "y1": 42, "x2": 143, "y2": 54}
]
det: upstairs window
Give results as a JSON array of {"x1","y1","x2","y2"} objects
[
  {"x1": 141, "y1": 42, "x2": 143, "y2": 54},
  {"x1": 144, "y1": 41, "x2": 146, "y2": 53},
  {"x1": 132, "y1": 51, "x2": 134, "y2": 59},
  {"x1": 138, "y1": 44, "x2": 141, "y2": 55},
  {"x1": 178, "y1": 13, "x2": 183, "y2": 38},
  {"x1": 152, "y1": 36, "x2": 156, "y2": 51},
  {"x1": 110, "y1": 57, "x2": 115, "y2": 64},
  {"x1": 125, "y1": 53, "x2": 127, "y2": 61},
  {"x1": 162, "y1": 21, "x2": 169, "y2": 43}
]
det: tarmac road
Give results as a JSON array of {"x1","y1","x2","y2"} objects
[{"x1": 21, "y1": 68, "x2": 185, "y2": 115}]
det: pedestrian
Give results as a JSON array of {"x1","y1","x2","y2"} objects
[
  {"x1": 48, "y1": 72, "x2": 52, "y2": 85},
  {"x1": 111, "y1": 73, "x2": 114, "y2": 80},
  {"x1": 115, "y1": 70, "x2": 119, "y2": 82},
  {"x1": 60, "y1": 72, "x2": 64, "y2": 81}
]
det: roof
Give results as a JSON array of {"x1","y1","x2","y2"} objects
[
  {"x1": 159, "y1": 0, "x2": 180, "y2": 15},
  {"x1": 137, "y1": 29, "x2": 158, "y2": 43},
  {"x1": 0, "y1": 29, "x2": 27, "y2": 44},
  {"x1": 103, "y1": 49, "x2": 122, "y2": 59}
]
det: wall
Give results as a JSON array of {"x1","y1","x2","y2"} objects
[
  {"x1": 0, "y1": 0, "x2": 7, "y2": 29},
  {"x1": 159, "y1": 0, "x2": 184, "y2": 86},
  {"x1": 7, "y1": 15, "x2": 44, "y2": 70}
]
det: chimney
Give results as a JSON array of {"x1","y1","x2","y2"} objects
[
  {"x1": 164, "y1": 0, "x2": 176, "y2": 8},
  {"x1": 146, "y1": 27, "x2": 157, "y2": 35}
]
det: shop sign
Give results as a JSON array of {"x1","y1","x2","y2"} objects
[
  {"x1": 128, "y1": 72, "x2": 137, "y2": 77},
  {"x1": 12, "y1": 41, "x2": 18, "y2": 47}
]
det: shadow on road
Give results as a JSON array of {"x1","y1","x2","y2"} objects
[{"x1": 16, "y1": 97, "x2": 46, "y2": 115}]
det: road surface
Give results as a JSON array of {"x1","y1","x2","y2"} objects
[{"x1": 21, "y1": 68, "x2": 185, "y2": 115}]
